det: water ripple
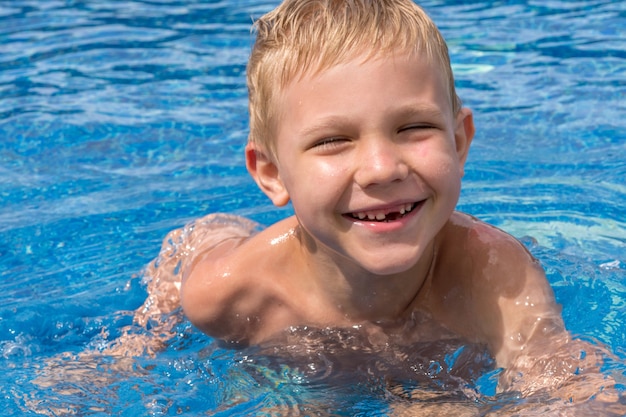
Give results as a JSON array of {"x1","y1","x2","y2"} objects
[{"x1": 0, "y1": 0, "x2": 625, "y2": 415}]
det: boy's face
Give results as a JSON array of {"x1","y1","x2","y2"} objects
[{"x1": 250, "y1": 53, "x2": 474, "y2": 276}]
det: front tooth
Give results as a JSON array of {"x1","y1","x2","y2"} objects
[
  {"x1": 375, "y1": 213, "x2": 386, "y2": 220},
  {"x1": 399, "y1": 207, "x2": 406, "y2": 215},
  {"x1": 405, "y1": 203, "x2": 413, "y2": 212},
  {"x1": 367, "y1": 213, "x2": 377, "y2": 220},
  {"x1": 357, "y1": 212, "x2": 366, "y2": 219}
]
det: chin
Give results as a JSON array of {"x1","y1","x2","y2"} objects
[{"x1": 361, "y1": 258, "x2": 418, "y2": 276}]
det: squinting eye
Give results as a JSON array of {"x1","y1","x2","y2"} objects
[
  {"x1": 399, "y1": 124, "x2": 434, "y2": 133},
  {"x1": 311, "y1": 137, "x2": 348, "y2": 150}
]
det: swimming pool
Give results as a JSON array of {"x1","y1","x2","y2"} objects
[{"x1": 1, "y1": 0, "x2": 624, "y2": 415}]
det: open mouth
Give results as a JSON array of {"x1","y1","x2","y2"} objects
[{"x1": 347, "y1": 202, "x2": 419, "y2": 222}]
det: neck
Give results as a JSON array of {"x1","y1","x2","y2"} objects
[{"x1": 299, "y1": 230, "x2": 437, "y2": 323}]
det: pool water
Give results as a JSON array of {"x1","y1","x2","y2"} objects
[{"x1": 1, "y1": 0, "x2": 624, "y2": 415}]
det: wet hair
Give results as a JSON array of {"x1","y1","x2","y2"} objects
[{"x1": 247, "y1": 0, "x2": 462, "y2": 159}]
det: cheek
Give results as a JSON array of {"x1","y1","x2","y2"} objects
[
  {"x1": 282, "y1": 159, "x2": 341, "y2": 198},
  {"x1": 420, "y1": 148, "x2": 457, "y2": 177},
  {"x1": 417, "y1": 146, "x2": 430, "y2": 160},
  {"x1": 317, "y1": 160, "x2": 348, "y2": 179},
  {"x1": 435, "y1": 160, "x2": 456, "y2": 177},
  {"x1": 292, "y1": 160, "x2": 351, "y2": 209},
  {"x1": 295, "y1": 158, "x2": 350, "y2": 187},
  {"x1": 413, "y1": 139, "x2": 455, "y2": 169}
]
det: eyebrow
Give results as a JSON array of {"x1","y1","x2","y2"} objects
[
  {"x1": 392, "y1": 103, "x2": 447, "y2": 120},
  {"x1": 298, "y1": 116, "x2": 351, "y2": 138}
]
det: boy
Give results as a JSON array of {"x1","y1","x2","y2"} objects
[{"x1": 171, "y1": 0, "x2": 618, "y2": 407}]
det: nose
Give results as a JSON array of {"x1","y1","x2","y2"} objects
[{"x1": 354, "y1": 137, "x2": 409, "y2": 188}]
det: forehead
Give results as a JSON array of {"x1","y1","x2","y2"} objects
[
  {"x1": 274, "y1": 53, "x2": 453, "y2": 139},
  {"x1": 282, "y1": 45, "x2": 431, "y2": 88},
  {"x1": 281, "y1": 52, "x2": 450, "y2": 111},
  {"x1": 273, "y1": 47, "x2": 452, "y2": 113}
]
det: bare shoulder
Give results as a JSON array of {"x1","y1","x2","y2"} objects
[
  {"x1": 442, "y1": 211, "x2": 543, "y2": 278},
  {"x1": 436, "y1": 212, "x2": 547, "y2": 296},
  {"x1": 434, "y1": 212, "x2": 564, "y2": 366},
  {"x1": 180, "y1": 215, "x2": 301, "y2": 345}
]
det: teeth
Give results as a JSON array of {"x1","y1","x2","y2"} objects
[{"x1": 351, "y1": 203, "x2": 415, "y2": 221}]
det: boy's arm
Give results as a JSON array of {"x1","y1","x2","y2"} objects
[
  {"x1": 469, "y1": 224, "x2": 621, "y2": 406},
  {"x1": 175, "y1": 214, "x2": 265, "y2": 345},
  {"x1": 486, "y1": 257, "x2": 565, "y2": 369},
  {"x1": 180, "y1": 235, "x2": 260, "y2": 345},
  {"x1": 181, "y1": 240, "x2": 301, "y2": 347},
  {"x1": 439, "y1": 215, "x2": 566, "y2": 368}
]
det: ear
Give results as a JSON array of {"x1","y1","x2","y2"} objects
[
  {"x1": 245, "y1": 143, "x2": 290, "y2": 207},
  {"x1": 453, "y1": 107, "x2": 475, "y2": 176}
]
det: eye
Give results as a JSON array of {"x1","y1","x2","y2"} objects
[
  {"x1": 310, "y1": 137, "x2": 350, "y2": 152},
  {"x1": 398, "y1": 123, "x2": 437, "y2": 133}
]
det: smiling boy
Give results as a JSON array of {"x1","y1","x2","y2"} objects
[
  {"x1": 182, "y1": 0, "x2": 561, "y2": 365},
  {"x1": 178, "y1": 0, "x2": 612, "y2": 403}
]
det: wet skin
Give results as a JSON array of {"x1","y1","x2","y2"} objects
[
  {"x1": 175, "y1": 51, "x2": 623, "y2": 412},
  {"x1": 183, "y1": 53, "x2": 563, "y2": 369}
]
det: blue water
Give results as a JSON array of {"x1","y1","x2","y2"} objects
[{"x1": 1, "y1": 0, "x2": 625, "y2": 415}]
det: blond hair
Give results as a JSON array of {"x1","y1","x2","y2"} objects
[{"x1": 247, "y1": 0, "x2": 461, "y2": 159}]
